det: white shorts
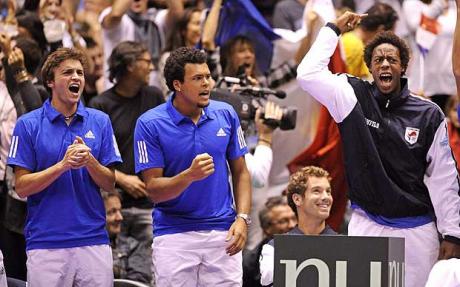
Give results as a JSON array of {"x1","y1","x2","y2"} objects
[
  {"x1": 152, "y1": 230, "x2": 242, "y2": 287},
  {"x1": 348, "y1": 209, "x2": 439, "y2": 287},
  {"x1": 26, "y1": 244, "x2": 113, "y2": 287}
]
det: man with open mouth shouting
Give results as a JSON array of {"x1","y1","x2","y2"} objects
[
  {"x1": 134, "y1": 47, "x2": 252, "y2": 286},
  {"x1": 297, "y1": 11, "x2": 460, "y2": 287},
  {"x1": 6, "y1": 48, "x2": 122, "y2": 286}
]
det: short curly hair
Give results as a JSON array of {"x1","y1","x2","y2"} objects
[
  {"x1": 41, "y1": 48, "x2": 88, "y2": 94},
  {"x1": 364, "y1": 31, "x2": 410, "y2": 75},
  {"x1": 287, "y1": 166, "x2": 330, "y2": 217},
  {"x1": 164, "y1": 47, "x2": 207, "y2": 92}
]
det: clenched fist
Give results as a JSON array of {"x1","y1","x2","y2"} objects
[{"x1": 187, "y1": 153, "x2": 215, "y2": 181}]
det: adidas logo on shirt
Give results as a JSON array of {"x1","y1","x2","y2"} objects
[
  {"x1": 216, "y1": 128, "x2": 227, "y2": 137},
  {"x1": 84, "y1": 130, "x2": 95, "y2": 139}
]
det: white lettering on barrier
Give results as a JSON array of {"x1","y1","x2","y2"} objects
[{"x1": 280, "y1": 259, "x2": 403, "y2": 287}]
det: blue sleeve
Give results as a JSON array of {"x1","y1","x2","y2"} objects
[
  {"x1": 226, "y1": 107, "x2": 248, "y2": 160},
  {"x1": 7, "y1": 119, "x2": 37, "y2": 171},
  {"x1": 134, "y1": 118, "x2": 164, "y2": 174},
  {"x1": 98, "y1": 116, "x2": 123, "y2": 166}
]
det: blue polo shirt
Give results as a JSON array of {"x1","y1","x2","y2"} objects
[
  {"x1": 7, "y1": 99, "x2": 122, "y2": 250},
  {"x1": 134, "y1": 96, "x2": 248, "y2": 236}
]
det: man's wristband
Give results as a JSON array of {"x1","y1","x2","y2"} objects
[
  {"x1": 14, "y1": 69, "x2": 29, "y2": 83},
  {"x1": 326, "y1": 22, "x2": 341, "y2": 36}
]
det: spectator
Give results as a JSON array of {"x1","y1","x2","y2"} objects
[
  {"x1": 102, "y1": 191, "x2": 151, "y2": 283},
  {"x1": 403, "y1": 0, "x2": 456, "y2": 110},
  {"x1": 259, "y1": 166, "x2": 337, "y2": 286},
  {"x1": 272, "y1": 0, "x2": 307, "y2": 31},
  {"x1": 7, "y1": 48, "x2": 122, "y2": 286},
  {"x1": 158, "y1": 7, "x2": 203, "y2": 96},
  {"x1": 245, "y1": 102, "x2": 284, "y2": 249},
  {"x1": 243, "y1": 195, "x2": 296, "y2": 287},
  {"x1": 89, "y1": 41, "x2": 165, "y2": 285},
  {"x1": 0, "y1": 81, "x2": 18, "y2": 280},
  {"x1": 99, "y1": 0, "x2": 163, "y2": 89}
]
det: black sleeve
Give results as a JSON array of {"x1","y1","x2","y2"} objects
[
  {"x1": 16, "y1": 81, "x2": 45, "y2": 113},
  {"x1": 2, "y1": 57, "x2": 17, "y2": 96}
]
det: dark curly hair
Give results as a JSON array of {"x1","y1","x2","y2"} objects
[
  {"x1": 364, "y1": 31, "x2": 410, "y2": 75},
  {"x1": 164, "y1": 47, "x2": 207, "y2": 92},
  {"x1": 360, "y1": 3, "x2": 398, "y2": 32},
  {"x1": 287, "y1": 166, "x2": 330, "y2": 217},
  {"x1": 108, "y1": 41, "x2": 148, "y2": 83}
]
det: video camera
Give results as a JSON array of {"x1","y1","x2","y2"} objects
[{"x1": 211, "y1": 76, "x2": 297, "y2": 131}]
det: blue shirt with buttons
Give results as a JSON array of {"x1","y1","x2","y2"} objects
[
  {"x1": 7, "y1": 99, "x2": 122, "y2": 250},
  {"x1": 134, "y1": 95, "x2": 248, "y2": 236}
]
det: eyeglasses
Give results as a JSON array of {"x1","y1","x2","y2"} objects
[
  {"x1": 270, "y1": 217, "x2": 297, "y2": 226},
  {"x1": 137, "y1": 58, "x2": 152, "y2": 64}
]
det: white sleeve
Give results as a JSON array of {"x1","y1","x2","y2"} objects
[
  {"x1": 244, "y1": 145, "x2": 273, "y2": 188},
  {"x1": 425, "y1": 259, "x2": 460, "y2": 287},
  {"x1": 0, "y1": 83, "x2": 16, "y2": 180},
  {"x1": 0, "y1": 250, "x2": 6, "y2": 287},
  {"x1": 424, "y1": 119, "x2": 460, "y2": 240},
  {"x1": 296, "y1": 26, "x2": 357, "y2": 123},
  {"x1": 259, "y1": 243, "x2": 274, "y2": 286}
]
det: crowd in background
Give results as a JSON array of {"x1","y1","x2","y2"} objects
[{"x1": 0, "y1": 0, "x2": 458, "y2": 286}]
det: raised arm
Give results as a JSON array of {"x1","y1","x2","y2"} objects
[
  {"x1": 8, "y1": 47, "x2": 44, "y2": 115},
  {"x1": 101, "y1": 0, "x2": 132, "y2": 29},
  {"x1": 294, "y1": 10, "x2": 323, "y2": 65},
  {"x1": 296, "y1": 12, "x2": 365, "y2": 123},
  {"x1": 201, "y1": 0, "x2": 223, "y2": 51},
  {"x1": 454, "y1": 0, "x2": 460, "y2": 100}
]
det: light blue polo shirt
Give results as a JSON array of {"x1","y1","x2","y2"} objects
[
  {"x1": 134, "y1": 96, "x2": 248, "y2": 236},
  {"x1": 7, "y1": 99, "x2": 122, "y2": 250}
]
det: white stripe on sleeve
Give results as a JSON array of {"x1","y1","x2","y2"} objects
[{"x1": 8, "y1": 136, "x2": 18, "y2": 158}]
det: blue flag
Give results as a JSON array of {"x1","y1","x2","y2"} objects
[{"x1": 215, "y1": 0, "x2": 280, "y2": 74}]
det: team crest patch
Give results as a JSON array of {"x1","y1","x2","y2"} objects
[{"x1": 404, "y1": 127, "x2": 420, "y2": 145}]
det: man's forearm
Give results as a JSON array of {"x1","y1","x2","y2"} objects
[
  {"x1": 102, "y1": 0, "x2": 131, "y2": 29},
  {"x1": 230, "y1": 159, "x2": 252, "y2": 214},
  {"x1": 144, "y1": 169, "x2": 194, "y2": 203},
  {"x1": 15, "y1": 163, "x2": 67, "y2": 198},
  {"x1": 86, "y1": 155, "x2": 116, "y2": 192}
]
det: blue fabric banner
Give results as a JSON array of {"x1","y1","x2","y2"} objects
[{"x1": 215, "y1": 0, "x2": 280, "y2": 74}]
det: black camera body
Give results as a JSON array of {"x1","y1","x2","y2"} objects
[{"x1": 210, "y1": 87, "x2": 297, "y2": 131}]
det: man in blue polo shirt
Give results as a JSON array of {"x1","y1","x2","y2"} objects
[
  {"x1": 134, "y1": 47, "x2": 252, "y2": 286},
  {"x1": 7, "y1": 48, "x2": 122, "y2": 287}
]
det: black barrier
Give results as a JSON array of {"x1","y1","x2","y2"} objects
[{"x1": 274, "y1": 235, "x2": 405, "y2": 287}]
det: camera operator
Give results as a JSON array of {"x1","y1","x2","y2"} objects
[
  {"x1": 244, "y1": 100, "x2": 287, "y2": 250},
  {"x1": 246, "y1": 101, "x2": 282, "y2": 189}
]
